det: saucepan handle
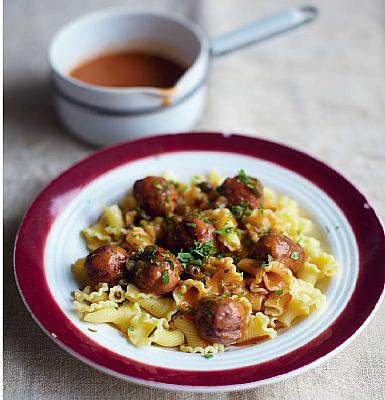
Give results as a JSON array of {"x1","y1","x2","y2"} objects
[{"x1": 210, "y1": 5, "x2": 318, "y2": 57}]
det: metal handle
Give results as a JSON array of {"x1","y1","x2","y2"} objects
[{"x1": 210, "y1": 5, "x2": 318, "y2": 57}]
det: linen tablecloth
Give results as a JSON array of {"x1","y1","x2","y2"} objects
[{"x1": 4, "y1": 0, "x2": 385, "y2": 398}]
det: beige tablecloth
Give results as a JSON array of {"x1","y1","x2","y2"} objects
[{"x1": 4, "y1": 0, "x2": 385, "y2": 399}]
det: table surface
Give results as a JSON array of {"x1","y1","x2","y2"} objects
[{"x1": 4, "y1": 0, "x2": 385, "y2": 399}]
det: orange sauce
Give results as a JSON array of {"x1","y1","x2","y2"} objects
[
  {"x1": 69, "y1": 51, "x2": 185, "y2": 88},
  {"x1": 182, "y1": 287, "x2": 202, "y2": 309}
]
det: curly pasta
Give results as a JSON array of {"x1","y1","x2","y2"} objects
[
  {"x1": 237, "y1": 313, "x2": 277, "y2": 345},
  {"x1": 74, "y1": 283, "x2": 109, "y2": 303},
  {"x1": 203, "y1": 208, "x2": 241, "y2": 251},
  {"x1": 125, "y1": 284, "x2": 177, "y2": 320}
]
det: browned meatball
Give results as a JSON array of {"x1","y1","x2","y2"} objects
[
  {"x1": 195, "y1": 298, "x2": 247, "y2": 345},
  {"x1": 218, "y1": 172, "x2": 263, "y2": 209},
  {"x1": 167, "y1": 216, "x2": 217, "y2": 251},
  {"x1": 128, "y1": 245, "x2": 182, "y2": 295},
  {"x1": 254, "y1": 233, "x2": 305, "y2": 273},
  {"x1": 133, "y1": 176, "x2": 176, "y2": 216},
  {"x1": 85, "y1": 245, "x2": 128, "y2": 285}
]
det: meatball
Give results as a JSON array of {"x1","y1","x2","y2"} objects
[
  {"x1": 167, "y1": 216, "x2": 217, "y2": 251},
  {"x1": 128, "y1": 245, "x2": 182, "y2": 295},
  {"x1": 218, "y1": 172, "x2": 263, "y2": 209},
  {"x1": 195, "y1": 298, "x2": 247, "y2": 345},
  {"x1": 85, "y1": 245, "x2": 128, "y2": 285},
  {"x1": 254, "y1": 233, "x2": 305, "y2": 273},
  {"x1": 133, "y1": 176, "x2": 176, "y2": 216}
]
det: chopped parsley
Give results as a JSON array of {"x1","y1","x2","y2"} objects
[
  {"x1": 153, "y1": 181, "x2": 163, "y2": 190},
  {"x1": 177, "y1": 252, "x2": 195, "y2": 263},
  {"x1": 223, "y1": 269, "x2": 229, "y2": 273},
  {"x1": 161, "y1": 270, "x2": 170, "y2": 285},
  {"x1": 191, "y1": 240, "x2": 216, "y2": 258},
  {"x1": 275, "y1": 290, "x2": 284, "y2": 295},
  {"x1": 335, "y1": 225, "x2": 340, "y2": 230},
  {"x1": 231, "y1": 203, "x2": 252, "y2": 218},
  {"x1": 268, "y1": 254, "x2": 273, "y2": 262},
  {"x1": 290, "y1": 251, "x2": 300, "y2": 260},
  {"x1": 128, "y1": 326, "x2": 135, "y2": 332},
  {"x1": 186, "y1": 222, "x2": 197, "y2": 228},
  {"x1": 147, "y1": 327, "x2": 157, "y2": 337},
  {"x1": 216, "y1": 227, "x2": 233, "y2": 235},
  {"x1": 164, "y1": 256, "x2": 175, "y2": 269},
  {"x1": 176, "y1": 241, "x2": 216, "y2": 270},
  {"x1": 237, "y1": 169, "x2": 256, "y2": 191},
  {"x1": 202, "y1": 354, "x2": 213, "y2": 359},
  {"x1": 237, "y1": 169, "x2": 250, "y2": 184},
  {"x1": 202, "y1": 217, "x2": 211, "y2": 224}
]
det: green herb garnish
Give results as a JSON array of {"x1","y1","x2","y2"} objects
[
  {"x1": 290, "y1": 251, "x2": 300, "y2": 260},
  {"x1": 186, "y1": 222, "x2": 197, "y2": 228},
  {"x1": 216, "y1": 227, "x2": 233, "y2": 235},
  {"x1": 191, "y1": 240, "x2": 216, "y2": 258},
  {"x1": 231, "y1": 203, "x2": 252, "y2": 218},
  {"x1": 177, "y1": 252, "x2": 195, "y2": 263},
  {"x1": 128, "y1": 326, "x2": 135, "y2": 332},
  {"x1": 161, "y1": 270, "x2": 170, "y2": 285},
  {"x1": 202, "y1": 354, "x2": 213, "y2": 359},
  {"x1": 275, "y1": 290, "x2": 284, "y2": 295},
  {"x1": 153, "y1": 181, "x2": 163, "y2": 190},
  {"x1": 238, "y1": 169, "x2": 250, "y2": 184}
]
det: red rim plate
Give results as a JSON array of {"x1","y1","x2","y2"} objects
[{"x1": 14, "y1": 133, "x2": 385, "y2": 390}]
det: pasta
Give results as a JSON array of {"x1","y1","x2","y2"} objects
[
  {"x1": 237, "y1": 312, "x2": 277, "y2": 345},
  {"x1": 82, "y1": 205, "x2": 127, "y2": 250},
  {"x1": 203, "y1": 208, "x2": 241, "y2": 251},
  {"x1": 126, "y1": 284, "x2": 177, "y2": 320},
  {"x1": 74, "y1": 283, "x2": 109, "y2": 303},
  {"x1": 71, "y1": 170, "x2": 338, "y2": 355}
]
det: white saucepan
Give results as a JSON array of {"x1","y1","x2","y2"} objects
[{"x1": 49, "y1": 6, "x2": 318, "y2": 146}]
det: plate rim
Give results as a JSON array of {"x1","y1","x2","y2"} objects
[{"x1": 13, "y1": 132, "x2": 385, "y2": 391}]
